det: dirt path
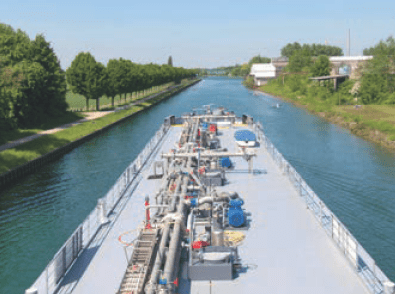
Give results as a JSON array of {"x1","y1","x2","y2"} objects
[{"x1": 0, "y1": 111, "x2": 113, "y2": 152}]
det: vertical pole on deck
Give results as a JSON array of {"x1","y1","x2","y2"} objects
[
  {"x1": 248, "y1": 157, "x2": 253, "y2": 174},
  {"x1": 145, "y1": 196, "x2": 152, "y2": 229}
]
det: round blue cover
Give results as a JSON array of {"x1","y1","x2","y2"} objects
[
  {"x1": 221, "y1": 157, "x2": 231, "y2": 168},
  {"x1": 228, "y1": 209, "x2": 245, "y2": 227},
  {"x1": 234, "y1": 129, "x2": 256, "y2": 142}
]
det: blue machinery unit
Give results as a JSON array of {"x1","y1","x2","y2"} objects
[{"x1": 228, "y1": 199, "x2": 245, "y2": 228}]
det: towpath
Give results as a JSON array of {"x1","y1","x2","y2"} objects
[{"x1": 0, "y1": 111, "x2": 113, "y2": 152}]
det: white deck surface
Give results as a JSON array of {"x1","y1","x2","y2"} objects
[{"x1": 58, "y1": 124, "x2": 369, "y2": 294}]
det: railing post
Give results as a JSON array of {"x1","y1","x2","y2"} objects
[
  {"x1": 25, "y1": 288, "x2": 38, "y2": 294},
  {"x1": 319, "y1": 201, "x2": 323, "y2": 225},
  {"x1": 46, "y1": 265, "x2": 49, "y2": 294},
  {"x1": 384, "y1": 281, "x2": 395, "y2": 294},
  {"x1": 97, "y1": 199, "x2": 109, "y2": 225}
]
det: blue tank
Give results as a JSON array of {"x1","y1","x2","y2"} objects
[{"x1": 228, "y1": 199, "x2": 245, "y2": 227}]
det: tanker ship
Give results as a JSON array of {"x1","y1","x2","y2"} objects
[{"x1": 26, "y1": 106, "x2": 394, "y2": 294}]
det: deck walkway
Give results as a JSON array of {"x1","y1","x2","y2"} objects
[
  {"x1": 56, "y1": 124, "x2": 368, "y2": 294},
  {"x1": 187, "y1": 126, "x2": 368, "y2": 293}
]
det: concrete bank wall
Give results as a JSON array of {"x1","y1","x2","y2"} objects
[{"x1": 0, "y1": 79, "x2": 201, "y2": 189}]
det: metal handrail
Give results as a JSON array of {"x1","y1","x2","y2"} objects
[
  {"x1": 26, "y1": 123, "x2": 170, "y2": 294},
  {"x1": 253, "y1": 122, "x2": 393, "y2": 294}
]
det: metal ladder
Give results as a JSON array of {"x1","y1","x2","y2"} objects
[{"x1": 119, "y1": 229, "x2": 158, "y2": 294}]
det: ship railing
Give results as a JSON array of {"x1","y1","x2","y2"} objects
[
  {"x1": 27, "y1": 123, "x2": 171, "y2": 294},
  {"x1": 253, "y1": 122, "x2": 394, "y2": 294}
]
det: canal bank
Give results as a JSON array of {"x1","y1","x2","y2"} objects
[
  {"x1": 0, "y1": 79, "x2": 201, "y2": 188},
  {"x1": 255, "y1": 87, "x2": 395, "y2": 151}
]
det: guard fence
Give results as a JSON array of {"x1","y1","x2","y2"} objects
[
  {"x1": 253, "y1": 122, "x2": 394, "y2": 294},
  {"x1": 27, "y1": 123, "x2": 170, "y2": 294}
]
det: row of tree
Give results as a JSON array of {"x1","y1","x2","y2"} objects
[
  {"x1": 281, "y1": 42, "x2": 343, "y2": 58},
  {"x1": 66, "y1": 53, "x2": 196, "y2": 111},
  {"x1": 285, "y1": 49, "x2": 331, "y2": 76},
  {"x1": 0, "y1": 23, "x2": 67, "y2": 129},
  {"x1": 0, "y1": 22, "x2": 196, "y2": 131}
]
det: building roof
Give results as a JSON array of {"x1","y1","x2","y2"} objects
[
  {"x1": 254, "y1": 72, "x2": 276, "y2": 78},
  {"x1": 329, "y1": 56, "x2": 373, "y2": 62},
  {"x1": 250, "y1": 63, "x2": 276, "y2": 77}
]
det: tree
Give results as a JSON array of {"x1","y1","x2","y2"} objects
[
  {"x1": 363, "y1": 36, "x2": 395, "y2": 56},
  {"x1": 0, "y1": 61, "x2": 23, "y2": 129},
  {"x1": 13, "y1": 61, "x2": 47, "y2": 125},
  {"x1": 66, "y1": 52, "x2": 107, "y2": 111},
  {"x1": 248, "y1": 55, "x2": 271, "y2": 65},
  {"x1": 28, "y1": 34, "x2": 67, "y2": 116},
  {"x1": 281, "y1": 42, "x2": 343, "y2": 57},
  {"x1": 310, "y1": 55, "x2": 331, "y2": 77},
  {"x1": 287, "y1": 49, "x2": 312, "y2": 72},
  {"x1": 105, "y1": 59, "x2": 121, "y2": 107},
  {"x1": 168, "y1": 56, "x2": 173, "y2": 67},
  {"x1": 0, "y1": 23, "x2": 67, "y2": 128},
  {"x1": 360, "y1": 36, "x2": 395, "y2": 104},
  {"x1": 281, "y1": 42, "x2": 302, "y2": 58}
]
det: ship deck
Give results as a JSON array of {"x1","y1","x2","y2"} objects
[{"x1": 57, "y1": 124, "x2": 368, "y2": 294}]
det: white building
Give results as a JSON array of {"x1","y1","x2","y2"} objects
[{"x1": 250, "y1": 63, "x2": 277, "y2": 86}]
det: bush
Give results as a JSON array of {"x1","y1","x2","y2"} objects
[{"x1": 243, "y1": 76, "x2": 255, "y2": 89}]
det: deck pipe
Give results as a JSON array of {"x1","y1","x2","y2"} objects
[
  {"x1": 147, "y1": 123, "x2": 196, "y2": 294},
  {"x1": 161, "y1": 141, "x2": 194, "y2": 291},
  {"x1": 146, "y1": 220, "x2": 171, "y2": 294},
  {"x1": 162, "y1": 172, "x2": 190, "y2": 291}
]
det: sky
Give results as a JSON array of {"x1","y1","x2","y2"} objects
[{"x1": 1, "y1": 0, "x2": 395, "y2": 69}]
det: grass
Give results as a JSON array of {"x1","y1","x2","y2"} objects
[
  {"x1": 0, "y1": 79, "x2": 198, "y2": 174},
  {"x1": 334, "y1": 105, "x2": 395, "y2": 139},
  {"x1": 0, "y1": 112, "x2": 86, "y2": 145},
  {"x1": 2, "y1": 82, "x2": 176, "y2": 145},
  {"x1": 259, "y1": 79, "x2": 395, "y2": 143},
  {"x1": 66, "y1": 83, "x2": 174, "y2": 111},
  {"x1": 335, "y1": 105, "x2": 395, "y2": 122}
]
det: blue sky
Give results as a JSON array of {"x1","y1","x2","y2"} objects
[{"x1": 1, "y1": 0, "x2": 394, "y2": 69}]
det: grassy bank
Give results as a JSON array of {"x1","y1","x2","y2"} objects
[
  {"x1": 0, "y1": 112, "x2": 86, "y2": 145},
  {"x1": 0, "y1": 79, "x2": 199, "y2": 175},
  {"x1": 66, "y1": 83, "x2": 174, "y2": 111},
  {"x1": 258, "y1": 79, "x2": 395, "y2": 149},
  {"x1": 1, "y1": 82, "x2": 177, "y2": 145}
]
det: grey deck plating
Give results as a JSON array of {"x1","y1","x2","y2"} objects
[
  {"x1": 187, "y1": 128, "x2": 367, "y2": 293},
  {"x1": 56, "y1": 124, "x2": 368, "y2": 294}
]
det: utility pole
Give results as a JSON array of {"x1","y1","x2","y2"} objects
[{"x1": 347, "y1": 29, "x2": 351, "y2": 57}]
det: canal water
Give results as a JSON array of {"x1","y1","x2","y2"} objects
[{"x1": 1, "y1": 76, "x2": 395, "y2": 293}]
